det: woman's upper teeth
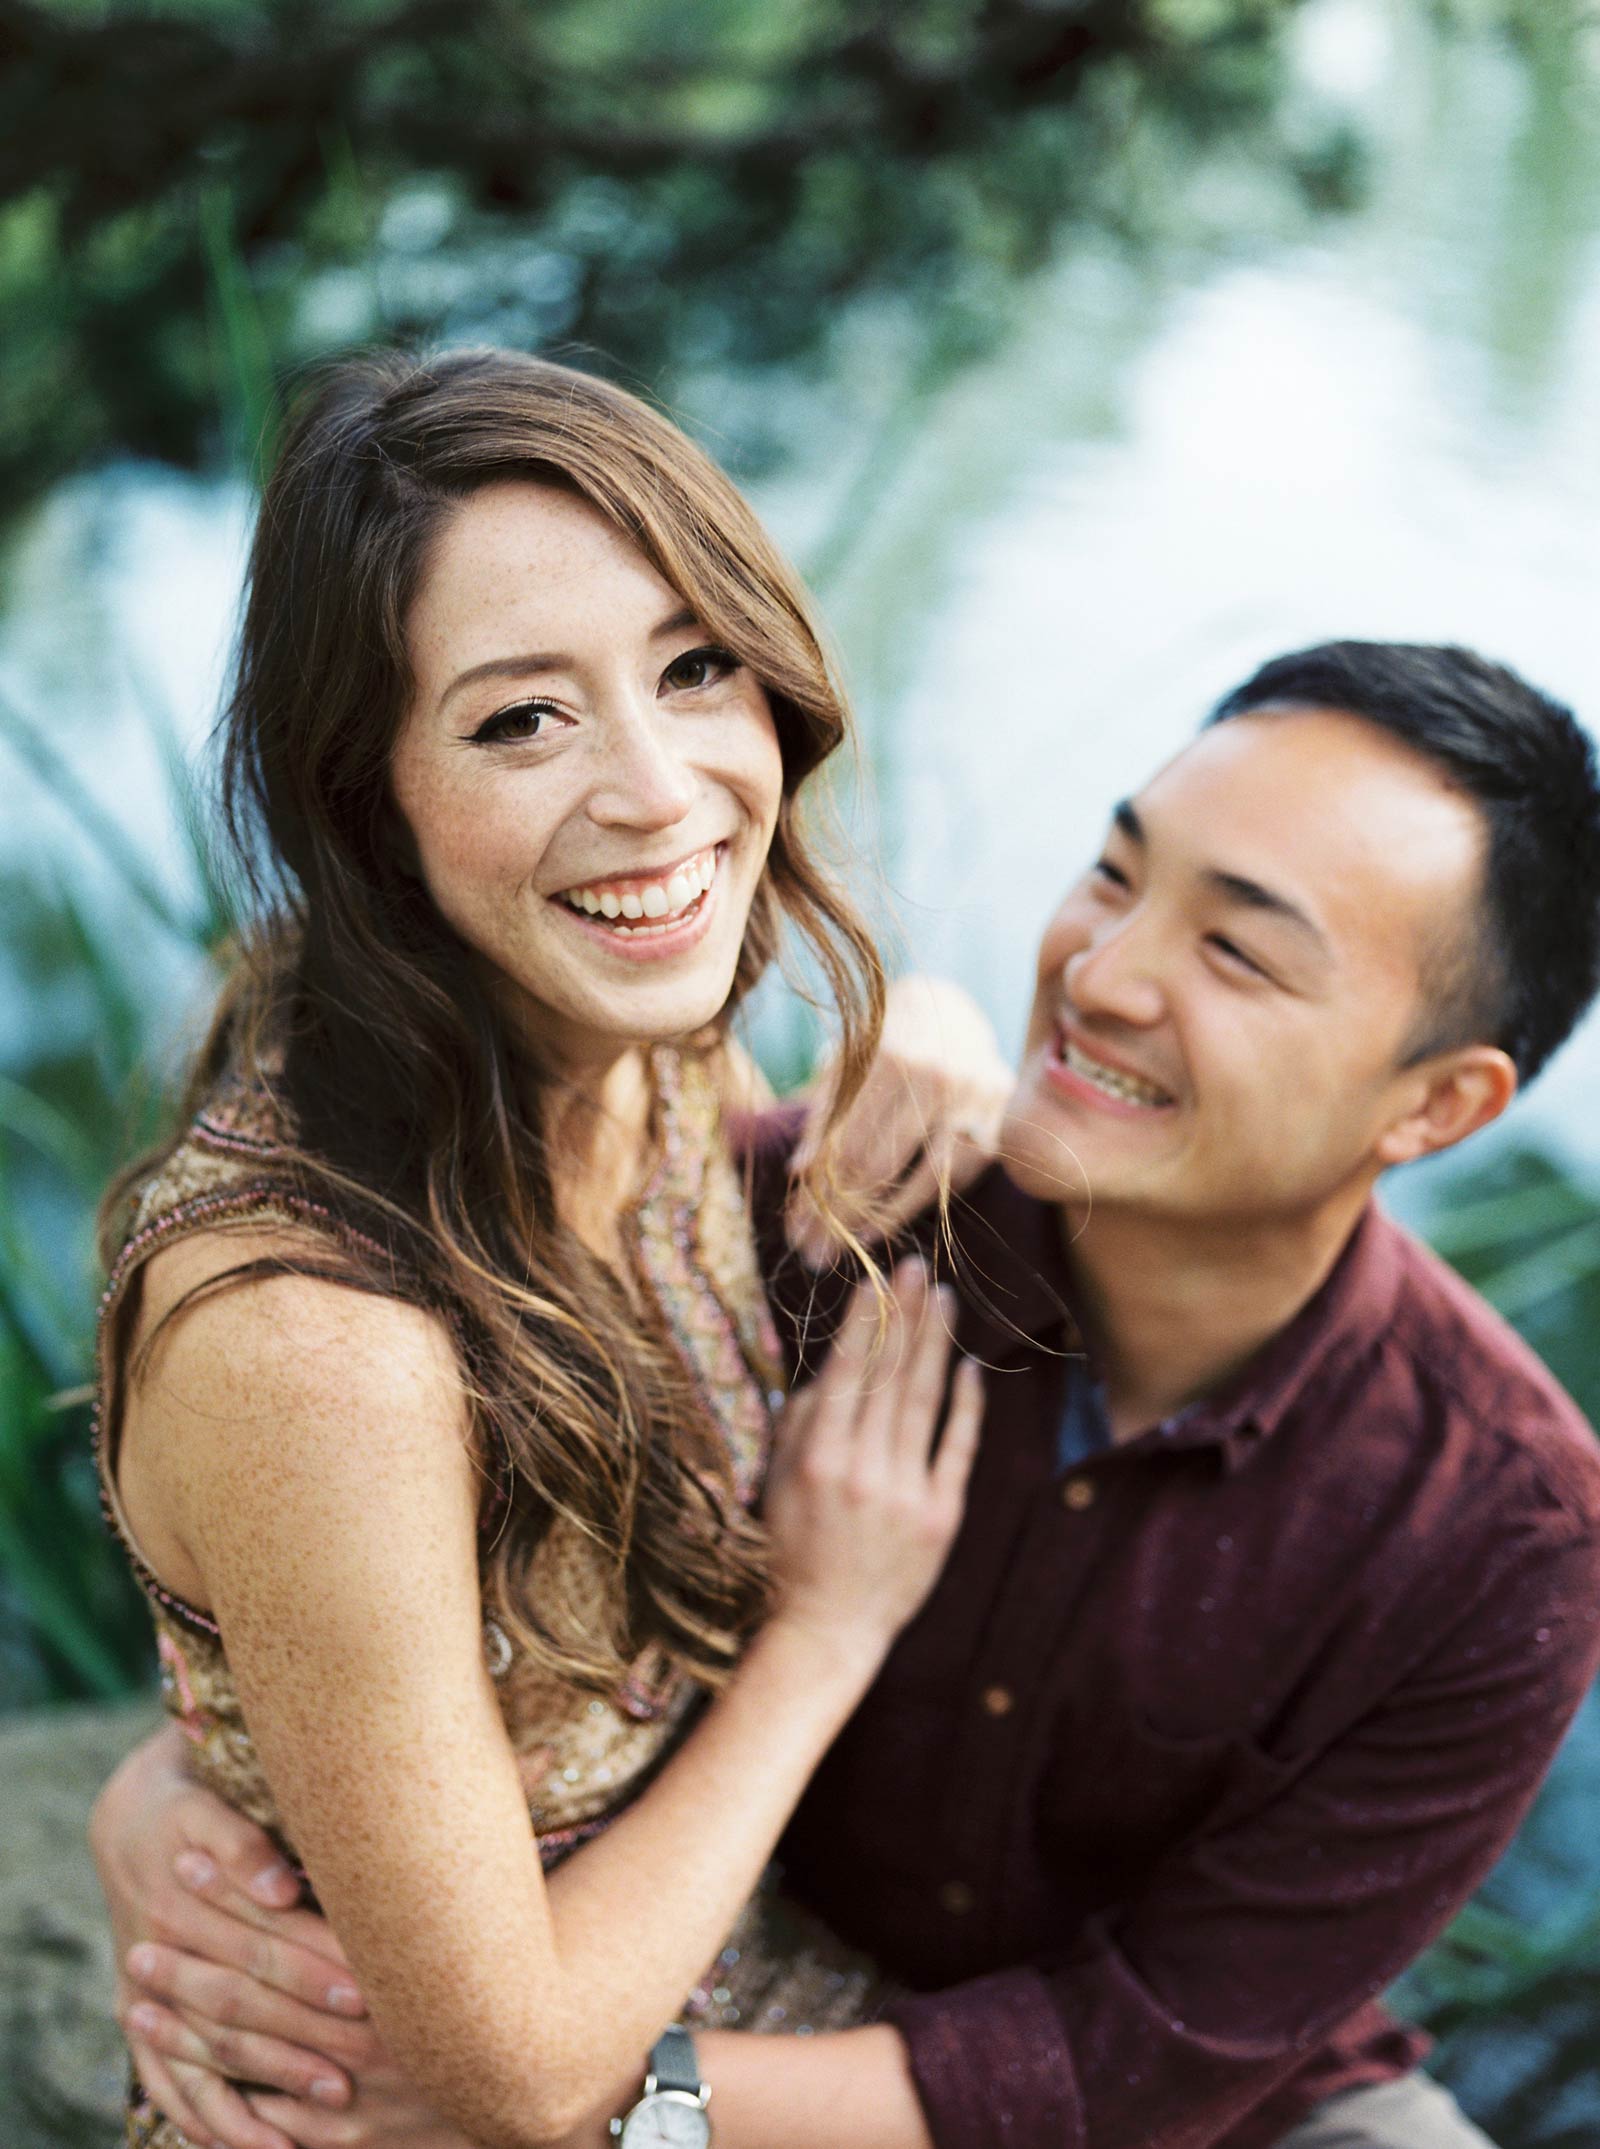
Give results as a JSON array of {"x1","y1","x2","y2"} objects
[
  {"x1": 560, "y1": 846, "x2": 718, "y2": 921},
  {"x1": 1065, "y1": 1036, "x2": 1169, "y2": 1106}
]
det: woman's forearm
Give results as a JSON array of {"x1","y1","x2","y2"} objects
[
  {"x1": 538, "y1": 1615, "x2": 878, "y2": 2058},
  {"x1": 563, "y1": 2027, "x2": 934, "y2": 2149}
]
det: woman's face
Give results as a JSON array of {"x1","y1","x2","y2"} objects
[{"x1": 391, "y1": 480, "x2": 785, "y2": 1070}]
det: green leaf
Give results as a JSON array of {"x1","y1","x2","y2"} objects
[
  {"x1": 0, "y1": 1071, "x2": 100, "y2": 1189},
  {"x1": 1475, "y1": 1220, "x2": 1600, "y2": 1324},
  {"x1": 0, "y1": 685, "x2": 201, "y2": 942},
  {"x1": 199, "y1": 182, "x2": 281, "y2": 487}
]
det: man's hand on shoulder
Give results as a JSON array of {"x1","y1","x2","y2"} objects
[{"x1": 787, "y1": 975, "x2": 1011, "y2": 1266}]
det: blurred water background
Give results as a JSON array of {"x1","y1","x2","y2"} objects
[{"x1": 3, "y1": 0, "x2": 1600, "y2": 2137}]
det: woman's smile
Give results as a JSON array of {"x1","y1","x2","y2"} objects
[{"x1": 552, "y1": 839, "x2": 726, "y2": 958}]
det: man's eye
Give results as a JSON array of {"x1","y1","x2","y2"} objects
[
  {"x1": 662, "y1": 644, "x2": 739, "y2": 693},
  {"x1": 468, "y1": 702, "x2": 552, "y2": 746},
  {"x1": 1209, "y1": 935, "x2": 1267, "y2": 978},
  {"x1": 1092, "y1": 858, "x2": 1130, "y2": 890}
]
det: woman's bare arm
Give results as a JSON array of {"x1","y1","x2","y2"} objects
[{"x1": 121, "y1": 1254, "x2": 977, "y2": 2149}]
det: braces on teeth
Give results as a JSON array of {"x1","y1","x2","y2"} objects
[{"x1": 1064, "y1": 1037, "x2": 1169, "y2": 1107}]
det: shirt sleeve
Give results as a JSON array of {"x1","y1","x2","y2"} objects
[{"x1": 882, "y1": 1515, "x2": 1600, "y2": 2149}]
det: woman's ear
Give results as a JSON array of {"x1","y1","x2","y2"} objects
[{"x1": 1375, "y1": 1045, "x2": 1519, "y2": 1167}]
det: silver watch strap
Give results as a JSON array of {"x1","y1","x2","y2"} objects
[{"x1": 648, "y1": 2024, "x2": 702, "y2": 2096}]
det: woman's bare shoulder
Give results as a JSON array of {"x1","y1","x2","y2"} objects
[
  {"x1": 130, "y1": 1221, "x2": 462, "y2": 1426},
  {"x1": 119, "y1": 1223, "x2": 472, "y2": 1596}
]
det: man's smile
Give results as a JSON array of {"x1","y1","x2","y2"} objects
[{"x1": 1045, "y1": 1021, "x2": 1178, "y2": 1115}]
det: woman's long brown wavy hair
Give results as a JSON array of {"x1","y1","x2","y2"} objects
[{"x1": 102, "y1": 347, "x2": 885, "y2": 1693}]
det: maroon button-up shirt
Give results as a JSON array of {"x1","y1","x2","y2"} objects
[{"x1": 745, "y1": 1118, "x2": 1600, "y2": 2149}]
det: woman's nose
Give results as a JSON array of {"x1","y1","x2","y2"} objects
[{"x1": 587, "y1": 703, "x2": 698, "y2": 831}]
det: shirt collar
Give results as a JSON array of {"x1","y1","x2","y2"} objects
[
  {"x1": 1132, "y1": 1204, "x2": 1406, "y2": 1472},
  {"x1": 944, "y1": 1174, "x2": 1406, "y2": 1473}
]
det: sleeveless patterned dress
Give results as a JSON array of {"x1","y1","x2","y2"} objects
[{"x1": 95, "y1": 1046, "x2": 881, "y2": 2146}]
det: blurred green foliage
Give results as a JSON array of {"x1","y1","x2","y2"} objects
[
  {"x1": 0, "y1": 679, "x2": 233, "y2": 1710},
  {"x1": 0, "y1": 0, "x2": 1345, "y2": 511}
]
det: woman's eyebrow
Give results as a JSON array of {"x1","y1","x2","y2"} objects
[
  {"x1": 439, "y1": 609, "x2": 703, "y2": 712},
  {"x1": 440, "y1": 652, "x2": 570, "y2": 709}
]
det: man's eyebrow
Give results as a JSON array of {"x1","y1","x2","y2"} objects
[
  {"x1": 1111, "y1": 797, "x2": 1331, "y2": 957},
  {"x1": 439, "y1": 606, "x2": 701, "y2": 712},
  {"x1": 1204, "y1": 868, "x2": 1332, "y2": 957}
]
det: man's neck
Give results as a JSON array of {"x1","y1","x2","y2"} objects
[{"x1": 1061, "y1": 1186, "x2": 1376, "y2": 1444}]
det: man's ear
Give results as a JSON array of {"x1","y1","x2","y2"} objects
[{"x1": 1375, "y1": 1046, "x2": 1519, "y2": 1167}]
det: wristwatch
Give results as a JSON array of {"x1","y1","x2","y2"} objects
[{"x1": 609, "y1": 2025, "x2": 712, "y2": 2147}]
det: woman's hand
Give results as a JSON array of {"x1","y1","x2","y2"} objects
[
  {"x1": 89, "y1": 1723, "x2": 380, "y2": 2149},
  {"x1": 763, "y1": 1260, "x2": 983, "y2": 1677},
  {"x1": 788, "y1": 975, "x2": 1012, "y2": 1266}
]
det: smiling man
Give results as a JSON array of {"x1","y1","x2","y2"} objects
[
  {"x1": 751, "y1": 641, "x2": 1600, "y2": 2149},
  {"x1": 95, "y1": 642, "x2": 1600, "y2": 2149}
]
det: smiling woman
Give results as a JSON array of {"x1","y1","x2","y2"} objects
[
  {"x1": 390, "y1": 481, "x2": 785, "y2": 1075},
  {"x1": 86, "y1": 348, "x2": 985, "y2": 2149}
]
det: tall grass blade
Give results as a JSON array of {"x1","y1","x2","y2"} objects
[
  {"x1": 1474, "y1": 1220, "x2": 1600, "y2": 1323},
  {"x1": 1427, "y1": 1179, "x2": 1597, "y2": 1257},
  {"x1": 126, "y1": 660, "x2": 237, "y2": 953},
  {"x1": 0, "y1": 684, "x2": 199, "y2": 941},
  {"x1": 199, "y1": 183, "x2": 281, "y2": 485},
  {"x1": 0, "y1": 1072, "x2": 100, "y2": 1189}
]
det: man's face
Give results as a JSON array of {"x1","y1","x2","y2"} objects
[{"x1": 1001, "y1": 707, "x2": 1492, "y2": 1227}]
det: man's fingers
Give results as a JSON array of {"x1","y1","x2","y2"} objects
[
  {"x1": 132, "y1": 1892, "x2": 367, "y2": 2017},
  {"x1": 155, "y1": 2045, "x2": 302, "y2": 2149},
  {"x1": 835, "y1": 1072, "x2": 937, "y2": 1187},
  {"x1": 169, "y1": 1794, "x2": 303, "y2": 1912},
  {"x1": 246, "y1": 2088, "x2": 368, "y2": 2149},
  {"x1": 174, "y1": 1855, "x2": 358, "y2": 1982},
  {"x1": 126, "y1": 1990, "x2": 356, "y2": 2107},
  {"x1": 127, "y1": 1939, "x2": 377, "y2": 2059},
  {"x1": 130, "y1": 2044, "x2": 216, "y2": 2149},
  {"x1": 852, "y1": 1152, "x2": 943, "y2": 1249}
]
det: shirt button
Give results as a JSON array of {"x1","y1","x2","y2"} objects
[
  {"x1": 980, "y1": 1685, "x2": 1014, "y2": 1717},
  {"x1": 1061, "y1": 1475, "x2": 1096, "y2": 1511},
  {"x1": 938, "y1": 1881, "x2": 976, "y2": 1915}
]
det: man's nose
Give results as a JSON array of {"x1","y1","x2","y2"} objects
[
  {"x1": 1063, "y1": 914, "x2": 1167, "y2": 1028},
  {"x1": 587, "y1": 700, "x2": 699, "y2": 830}
]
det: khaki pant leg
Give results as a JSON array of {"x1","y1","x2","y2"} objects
[{"x1": 1274, "y1": 2072, "x2": 1499, "y2": 2149}]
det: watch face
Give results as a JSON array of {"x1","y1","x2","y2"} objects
[{"x1": 621, "y1": 2091, "x2": 711, "y2": 2149}]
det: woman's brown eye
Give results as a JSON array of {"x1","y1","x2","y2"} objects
[
  {"x1": 470, "y1": 703, "x2": 548, "y2": 745},
  {"x1": 664, "y1": 646, "x2": 736, "y2": 692}
]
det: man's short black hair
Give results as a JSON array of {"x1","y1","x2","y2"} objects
[{"x1": 1207, "y1": 640, "x2": 1600, "y2": 1085}]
